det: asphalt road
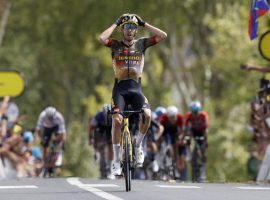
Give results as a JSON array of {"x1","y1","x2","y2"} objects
[{"x1": 0, "y1": 177, "x2": 269, "y2": 200}]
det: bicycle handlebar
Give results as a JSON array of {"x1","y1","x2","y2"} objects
[{"x1": 108, "y1": 109, "x2": 144, "y2": 118}]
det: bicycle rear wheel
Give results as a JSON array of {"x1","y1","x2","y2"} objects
[{"x1": 124, "y1": 134, "x2": 131, "y2": 191}]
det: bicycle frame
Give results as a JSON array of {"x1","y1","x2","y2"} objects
[
  {"x1": 122, "y1": 117, "x2": 133, "y2": 162},
  {"x1": 109, "y1": 109, "x2": 143, "y2": 192}
]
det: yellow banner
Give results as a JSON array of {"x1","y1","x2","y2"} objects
[{"x1": 0, "y1": 71, "x2": 25, "y2": 97}]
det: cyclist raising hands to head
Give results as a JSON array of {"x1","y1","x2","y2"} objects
[{"x1": 99, "y1": 14, "x2": 167, "y2": 175}]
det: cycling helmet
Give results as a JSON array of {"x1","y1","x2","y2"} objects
[
  {"x1": 102, "y1": 104, "x2": 111, "y2": 115},
  {"x1": 167, "y1": 106, "x2": 178, "y2": 117},
  {"x1": 45, "y1": 106, "x2": 56, "y2": 118},
  {"x1": 154, "y1": 106, "x2": 166, "y2": 118},
  {"x1": 120, "y1": 14, "x2": 139, "y2": 26},
  {"x1": 23, "y1": 131, "x2": 34, "y2": 143},
  {"x1": 189, "y1": 101, "x2": 201, "y2": 115}
]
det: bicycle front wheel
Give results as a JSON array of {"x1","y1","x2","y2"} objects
[
  {"x1": 124, "y1": 133, "x2": 131, "y2": 191},
  {"x1": 192, "y1": 147, "x2": 201, "y2": 182}
]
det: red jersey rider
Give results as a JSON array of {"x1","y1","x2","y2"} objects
[
  {"x1": 159, "y1": 106, "x2": 186, "y2": 180},
  {"x1": 185, "y1": 101, "x2": 209, "y2": 181}
]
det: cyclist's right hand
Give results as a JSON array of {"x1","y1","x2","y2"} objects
[{"x1": 115, "y1": 14, "x2": 128, "y2": 26}]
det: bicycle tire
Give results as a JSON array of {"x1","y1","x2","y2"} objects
[
  {"x1": 192, "y1": 146, "x2": 201, "y2": 182},
  {"x1": 124, "y1": 133, "x2": 131, "y2": 192},
  {"x1": 43, "y1": 151, "x2": 52, "y2": 178}
]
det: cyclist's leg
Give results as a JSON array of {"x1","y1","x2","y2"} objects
[
  {"x1": 52, "y1": 126, "x2": 65, "y2": 176},
  {"x1": 41, "y1": 127, "x2": 54, "y2": 161},
  {"x1": 128, "y1": 82, "x2": 151, "y2": 146},
  {"x1": 177, "y1": 145, "x2": 188, "y2": 181},
  {"x1": 147, "y1": 139, "x2": 159, "y2": 173},
  {"x1": 199, "y1": 140, "x2": 207, "y2": 181},
  {"x1": 111, "y1": 86, "x2": 125, "y2": 175}
]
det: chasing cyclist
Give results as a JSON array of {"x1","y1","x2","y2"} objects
[
  {"x1": 185, "y1": 101, "x2": 209, "y2": 181},
  {"x1": 35, "y1": 106, "x2": 66, "y2": 175},
  {"x1": 99, "y1": 13, "x2": 167, "y2": 175},
  {"x1": 159, "y1": 105, "x2": 186, "y2": 180},
  {"x1": 88, "y1": 104, "x2": 113, "y2": 179}
]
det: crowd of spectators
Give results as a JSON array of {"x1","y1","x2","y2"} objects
[{"x1": 0, "y1": 96, "x2": 42, "y2": 179}]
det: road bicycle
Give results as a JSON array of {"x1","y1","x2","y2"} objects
[
  {"x1": 109, "y1": 109, "x2": 144, "y2": 192},
  {"x1": 191, "y1": 136, "x2": 205, "y2": 182},
  {"x1": 41, "y1": 140, "x2": 63, "y2": 178},
  {"x1": 156, "y1": 140, "x2": 176, "y2": 181}
]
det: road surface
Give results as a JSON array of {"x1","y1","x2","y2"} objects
[{"x1": 0, "y1": 177, "x2": 269, "y2": 200}]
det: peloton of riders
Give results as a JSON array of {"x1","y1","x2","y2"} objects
[{"x1": 89, "y1": 101, "x2": 209, "y2": 182}]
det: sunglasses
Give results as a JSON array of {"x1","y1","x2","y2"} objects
[{"x1": 122, "y1": 23, "x2": 138, "y2": 30}]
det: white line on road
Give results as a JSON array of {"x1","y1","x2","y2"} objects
[
  {"x1": 237, "y1": 187, "x2": 270, "y2": 190},
  {"x1": 80, "y1": 184, "x2": 120, "y2": 187},
  {"x1": 67, "y1": 177, "x2": 123, "y2": 200},
  {"x1": 0, "y1": 185, "x2": 38, "y2": 189},
  {"x1": 156, "y1": 185, "x2": 201, "y2": 189}
]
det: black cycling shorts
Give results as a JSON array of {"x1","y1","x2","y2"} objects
[
  {"x1": 111, "y1": 79, "x2": 150, "y2": 112},
  {"x1": 94, "y1": 126, "x2": 112, "y2": 145},
  {"x1": 42, "y1": 125, "x2": 59, "y2": 147}
]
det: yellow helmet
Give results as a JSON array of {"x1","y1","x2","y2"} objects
[{"x1": 120, "y1": 14, "x2": 139, "y2": 27}]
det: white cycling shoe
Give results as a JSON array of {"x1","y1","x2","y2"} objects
[
  {"x1": 111, "y1": 161, "x2": 122, "y2": 176},
  {"x1": 135, "y1": 146, "x2": 145, "y2": 167}
]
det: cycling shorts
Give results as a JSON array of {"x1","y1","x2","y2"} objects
[
  {"x1": 112, "y1": 79, "x2": 150, "y2": 112},
  {"x1": 42, "y1": 125, "x2": 59, "y2": 147},
  {"x1": 94, "y1": 126, "x2": 112, "y2": 145}
]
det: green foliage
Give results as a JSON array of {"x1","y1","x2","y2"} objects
[
  {"x1": 0, "y1": 0, "x2": 269, "y2": 181},
  {"x1": 63, "y1": 121, "x2": 99, "y2": 177}
]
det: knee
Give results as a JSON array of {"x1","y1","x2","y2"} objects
[
  {"x1": 112, "y1": 115, "x2": 123, "y2": 129},
  {"x1": 143, "y1": 109, "x2": 151, "y2": 125}
]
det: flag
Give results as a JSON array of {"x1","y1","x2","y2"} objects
[{"x1": 248, "y1": 0, "x2": 269, "y2": 40}]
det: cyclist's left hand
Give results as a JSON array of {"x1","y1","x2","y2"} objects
[{"x1": 134, "y1": 14, "x2": 145, "y2": 26}]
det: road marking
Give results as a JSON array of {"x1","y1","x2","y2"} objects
[
  {"x1": 67, "y1": 177, "x2": 123, "y2": 200},
  {"x1": 156, "y1": 185, "x2": 201, "y2": 189},
  {"x1": 80, "y1": 184, "x2": 120, "y2": 187},
  {"x1": 237, "y1": 186, "x2": 270, "y2": 190},
  {"x1": 0, "y1": 185, "x2": 38, "y2": 189}
]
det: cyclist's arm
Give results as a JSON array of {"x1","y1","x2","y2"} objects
[
  {"x1": 99, "y1": 24, "x2": 118, "y2": 46},
  {"x1": 152, "y1": 120, "x2": 164, "y2": 141},
  {"x1": 144, "y1": 23, "x2": 167, "y2": 43},
  {"x1": 245, "y1": 65, "x2": 270, "y2": 73},
  {"x1": 0, "y1": 115, "x2": 8, "y2": 138},
  {"x1": 34, "y1": 128, "x2": 42, "y2": 145},
  {"x1": 0, "y1": 96, "x2": 10, "y2": 116}
]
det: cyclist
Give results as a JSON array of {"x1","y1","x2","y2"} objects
[
  {"x1": 35, "y1": 106, "x2": 66, "y2": 175},
  {"x1": 185, "y1": 101, "x2": 209, "y2": 181},
  {"x1": 88, "y1": 104, "x2": 113, "y2": 178},
  {"x1": 99, "y1": 13, "x2": 167, "y2": 175},
  {"x1": 159, "y1": 105, "x2": 186, "y2": 180},
  {"x1": 145, "y1": 112, "x2": 164, "y2": 175},
  {"x1": 155, "y1": 106, "x2": 167, "y2": 121}
]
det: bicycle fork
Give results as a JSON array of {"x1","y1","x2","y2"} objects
[{"x1": 122, "y1": 118, "x2": 133, "y2": 162}]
